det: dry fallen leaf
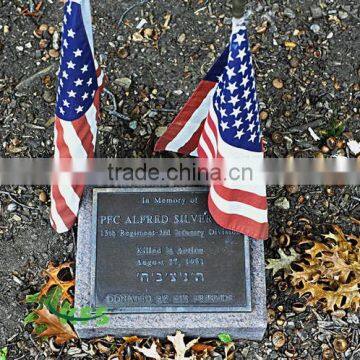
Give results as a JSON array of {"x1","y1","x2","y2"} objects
[
  {"x1": 191, "y1": 343, "x2": 215, "y2": 353},
  {"x1": 134, "y1": 342, "x2": 161, "y2": 360},
  {"x1": 291, "y1": 226, "x2": 360, "y2": 311},
  {"x1": 39, "y1": 262, "x2": 75, "y2": 304},
  {"x1": 34, "y1": 306, "x2": 77, "y2": 345},
  {"x1": 266, "y1": 248, "x2": 300, "y2": 276},
  {"x1": 167, "y1": 331, "x2": 198, "y2": 360}
]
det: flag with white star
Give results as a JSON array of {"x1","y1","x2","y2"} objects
[
  {"x1": 51, "y1": 0, "x2": 104, "y2": 233},
  {"x1": 156, "y1": 18, "x2": 268, "y2": 240}
]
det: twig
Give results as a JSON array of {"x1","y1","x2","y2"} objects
[
  {"x1": 102, "y1": 88, "x2": 130, "y2": 121},
  {"x1": 0, "y1": 190, "x2": 36, "y2": 209},
  {"x1": 118, "y1": 0, "x2": 150, "y2": 26},
  {"x1": 15, "y1": 63, "x2": 57, "y2": 92}
]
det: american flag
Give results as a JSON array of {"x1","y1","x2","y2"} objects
[
  {"x1": 50, "y1": 0, "x2": 104, "y2": 233},
  {"x1": 156, "y1": 19, "x2": 268, "y2": 240}
]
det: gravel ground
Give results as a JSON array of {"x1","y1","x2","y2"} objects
[{"x1": 0, "y1": 0, "x2": 359, "y2": 358}]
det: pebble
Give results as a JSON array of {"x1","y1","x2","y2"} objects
[
  {"x1": 177, "y1": 33, "x2": 186, "y2": 44},
  {"x1": 129, "y1": 120, "x2": 138, "y2": 130},
  {"x1": 7, "y1": 203, "x2": 17, "y2": 212},
  {"x1": 114, "y1": 77, "x2": 132, "y2": 91},
  {"x1": 310, "y1": 24, "x2": 321, "y2": 33},
  {"x1": 284, "y1": 8, "x2": 296, "y2": 19},
  {"x1": 338, "y1": 11, "x2": 348, "y2": 20},
  {"x1": 16, "y1": 46, "x2": 24, "y2": 52},
  {"x1": 275, "y1": 197, "x2": 290, "y2": 210},
  {"x1": 310, "y1": 6, "x2": 323, "y2": 19},
  {"x1": 43, "y1": 90, "x2": 55, "y2": 103},
  {"x1": 155, "y1": 126, "x2": 167, "y2": 137}
]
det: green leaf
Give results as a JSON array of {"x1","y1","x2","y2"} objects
[
  {"x1": 25, "y1": 293, "x2": 40, "y2": 304},
  {"x1": 79, "y1": 306, "x2": 92, "y2": 319},
  {"x1": 95, "y1": 306, "x2": 107, "y2": 316},
  {"x1": 96, "y1": 315, "x2": 110, "y2": 326},
  {"x1": 34, "y1": 324, "x2": 47, "y2": 335},
  {"x1": 24, "y1": 312, "x2": 38, "y2": 325},
  {"x1": 218, "y1": 333, "x2": 232, "y2": 344},
  {"x1": 0, "y1": 347, "x2": 8, "y2": 360}
]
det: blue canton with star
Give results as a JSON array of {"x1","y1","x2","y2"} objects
[
  {"x1": 55, "y1": 0, "x2": 98, "y2": 121},
  {"x1": 213, "y1": 25, "x2": 262, "y2": 152}
]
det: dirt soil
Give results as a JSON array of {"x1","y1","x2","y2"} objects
[{"x1": 0, "y1": 0, "x2": 359, "y2": 359}]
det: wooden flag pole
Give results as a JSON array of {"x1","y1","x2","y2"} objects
[{"x1": 232, "y1": 0, "x2": 247, "y2": 18}]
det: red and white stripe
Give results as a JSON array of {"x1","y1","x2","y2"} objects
[
  {"x1": 198, "y1": 103, "x2": 268, "y2": 240},
  {"x1": 154, "y1": 81, "x2": 216, "y2": 156},
  {"x1": 50, "y1": 66, "x2": 104, "y2": 233}
]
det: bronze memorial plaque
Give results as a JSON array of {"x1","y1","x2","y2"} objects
[{"x1": 92, "y1": 188, "x2": 251, "y2": 313}]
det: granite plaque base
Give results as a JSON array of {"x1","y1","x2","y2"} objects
[{"x1": 75, "y1": 187, "x2": 267, "y2": 340}]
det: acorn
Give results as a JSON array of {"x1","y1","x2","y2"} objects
[
  {"x1": 278, "y1": 234, "x2": 291, "y2": 247},
  {"x1": 272, "y1": 131, "x2": 283, "y2": 144},
  {"x1": 267, "y1": 308, "x2": 276, "y2": 324},
  {"x1": 259, "y1": 110, "x2": 269, "y2": 121},
  {"x1": 39, "y1": 191, "x2": 47, "y2": 203},
  {"x1": 272, "y1": 331, "x2": 286, "y2": 349},
  {"x1": 272, "y1": 78, "x2": 284, "y2": 89},
  {"x1": 278, "y1": 281, "x2": 288, "y2": 292},
  {"x1": 285, "y1": 348, "x2": 298, "y2": 358},
  {"x1": 326, "y1": 137, "x2": 337, "y2": 150},
  {"x1": 325, "y1": 187, "x2": 334, "y2": 196},
  {"x1": 336, "y1": 139, "x2": 346, "y2": 149},
  {"x1": 321, "y1": 145, "x2": 330, "y2": 154},
  {"x1": 298, "y1": 195, "x2": 305, "y2": 204},
  {"x1": 333, "y1": 337, "x2": 347, "y2": 353},
  {"x1": 322, "y1": 348, "x2": 335, "y2": 360},
  {"x1": 39, "y1": 39, "x2": 49, "y2": 49},
  {"x1": 292, "y1": 302, "x2": 306, "y2": 314}
]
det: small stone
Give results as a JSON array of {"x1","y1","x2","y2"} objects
[
  {"x1": 43, "y1": 90, "x2": 55, "y2": 103},
  {"x1": 173, "y1": 89, "x2": 183, "y2": 95},
  {"x1": 338, "y1": 11, "x2": 348, "y2": 20},
  {"x1": 272, "y1": 78, "x2": 284, "y2": 89},
  {"x1": 3, "y1": 25, "x2": 9, "y2": 34},
  {"x1": 310, "y1": 24, "x2": 321, "y2": 33},
  {"x1": 7, "y1": 203, "x2": 17, "y2": 212},
  {"x1": 275, "y1": 197, "x2": 290, "y2": 210},
  {"x1": 25, "y1": 42, "x2": 32, "y2": 49},
  {"x1": 35, "y1": 50, "x2": 42, "y2": 59},
  {"x1": 310, "y1": 6, "x2": 323, "y2": 19},
  {"x1": 114, "y1": 77, "x2": 132, "y2": 91},
  {"x1": 16, "y1": 46, "x2": 24, "y2": 52},
  {"x1": 284, "y1": 8, "x2": 295, "y2": 19},
  {"x1": 155, "y1": 126, "x2": 167, "y2": 137},
  {"x1": 129, "y1": 120, "x2": 137, "y2": 130},
  {"x1": 290, "y1": 58, "x2": 299, "y2": 68},
  {"x1": 177, "y1": 33, "x2": 186, "y2": 44}
]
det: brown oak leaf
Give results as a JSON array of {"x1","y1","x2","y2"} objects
[
  {"x1": 39, "y1": 262, "x2": 75, "y2": 304},
  {"x1": 34, "y1": 306, "x2": 78, "y2": 345}
]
